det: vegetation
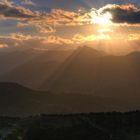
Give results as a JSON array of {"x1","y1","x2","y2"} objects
[{"x1": 0, "y1": 111, "x2": 140, "y2": 140}]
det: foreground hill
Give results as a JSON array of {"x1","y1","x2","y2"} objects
[
  {"x1": 1, "y1": 111, "x2": 140, "y2": 140},
  {"x1": 0, "y1": 83, "x2": 140, "y2": 116}
]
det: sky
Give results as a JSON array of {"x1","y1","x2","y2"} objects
[{"x1": 0, "y1": 0, "x2": 140, "y2": 54}]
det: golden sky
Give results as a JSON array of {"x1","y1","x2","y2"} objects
[{"x1": 0, "y1": 0, "x2": 140, "y2": 54}]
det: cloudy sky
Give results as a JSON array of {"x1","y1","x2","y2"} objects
[{"x1": 0, "y1": 0, "x2": 140, "y2": 54}]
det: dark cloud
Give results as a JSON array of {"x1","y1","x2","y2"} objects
[
  {"x1": 101, "y1": 4, "x2": 140, "y2": 24},
  {"x1": 0, "y1": 0, "x2": 35, "y2": 19}
]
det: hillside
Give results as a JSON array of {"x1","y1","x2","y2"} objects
[
  {"x1": 1, "y1": 111, "x2": 140, "y2": 140},
  {"x1": 0, "y1": 83, "x2": 140, "y2": 116},
  {"x1": 0, "y1": 47, "x2": 140, "y2": 116},
  {"x1": 41, "y1": 47, "x2": 140, "y2": 98},
  {"x1": 0, "y1": 49, "x2": 73, "y2": 89},
  {"x1": 1, "y1": 47, "x2": 140, "y2": 95}
]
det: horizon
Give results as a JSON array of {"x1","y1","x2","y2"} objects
[{"x1": 1, "y1": 1, "x2": 140, "y2": 139}]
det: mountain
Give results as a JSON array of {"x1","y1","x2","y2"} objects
[
  {"x1": 0, "y1": 46, "x2": 140, "y2": 96},
  {"x1": 0, "y1": 50, "x2": 37, "y2": 76},
  {"x1": 1, "y1": 82, "x2": 140, "y2": 116},
  {"x1": 40, "y1": 47, "x2": 140, "y2": 98},
  {"x1": 0, "y1": 46, "x2": 140, "y2": 97},
  {"x1": 0, "y1": 47, "x2": 140, "y2": 115},
  {"x1": 0, "y1": 49, "x2": 73, "y2": 89},
  {"x1": 41, "y1": 46, "x2": 106, "y2": 91},
  {"x1": 40, "y1": 47, "x2": 105, "y2": 93}
]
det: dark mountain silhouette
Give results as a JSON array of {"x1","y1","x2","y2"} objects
[
  {"x1": 40, "y1": 47, "x2": 140, "y2": 98},
  {"x1": 0, "y1": 49, "x2": 73, "y2": 89},
  {"x1": 0, "y1": 47, "x2": 140, "y2": 96},
  {"x1": 41, "y1": 46, "x2": 106, "y2": 91},
  {"x1": 0, "y1": 50, "x2": 37, "y2": 76},
  {"x1": 0, "y1": 47, "x2": 140, "y2": 115},
  {"x1": 1, "y1": 82, "x2": 140, "y2": 116}
]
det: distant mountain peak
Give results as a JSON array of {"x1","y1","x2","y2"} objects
[{"x1": 76, "y1": 46, "x2": 106, "y2": 57}]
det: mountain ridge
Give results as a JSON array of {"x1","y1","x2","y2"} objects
[{"x1": 0, "y1": 82, "x2": 140, "y2": 116}]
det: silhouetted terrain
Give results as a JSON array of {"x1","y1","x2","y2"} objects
[
  {"x1": 0, "y1": 47, "x2": 140, "y2": 115},
  {"x1": 0, "y1": 47, "x2": 140, "y2": 95},
  {"x1": 0, "y1": 83, "x2": 140, "y2": 116},
  {"x1": 0, "y1": 49, "x2": 73, "y2": 88},
  {"x1": 41, "y1": 47, "x2": 140, "y2": 96},
  {"x1": 1, "y1": 111, "x2": 140, "y2": 140}
]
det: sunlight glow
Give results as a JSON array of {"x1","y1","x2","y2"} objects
[{"x1": 91, "y1": 12, "x2": 112, "y2": 26}]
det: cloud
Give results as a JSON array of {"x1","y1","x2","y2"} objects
[
  {"x1": 0, "y1": 0, "x2": 89, "y2": 28},
  {"x1": 0, "y1": 0, "x2": 13, "y2": 7},
  {"x1": 21, "y1": 0, "x2": 36, "y2": 6},
  {"x1": 0, "y1": 42, "x2": 8, "y2": 48},
  {"x1": 37, "y1": 24, "x2": 56, "y2": 33},
  {"x1": 127, "y1": 33, "x2": 140, "y2": 41},
  {"x1": 0, "y1": 32, "x2": 112, "y2": 49},
  {"x1": 0, "y1": 33, "x2": 74, "y2": 49},
  {"x1": 0, "y1": 0, "x2": 35, "y2": 19},
  {"x1": 17, "y1": 22, "x2": 56, "y2": 33},
  {"x1": 17, "y1": 8, "x2": 91, "y2": 33},
  {"x1": 0, "y1": 32, "x2": 140, "y2": 54},
  {"x1": 0, "y1": 2, "x2": 140, "y2": 35},
  {"x1": 42, "y1": 35, "x2": 73, "y2": 45},
  {"x1": 73, "y1": 33, "x2": 111, "y2": 44},
  {"x1": 10, "y1": 33, "x2": 32, "y2": 40},
  {"x1": 1, "y1": 2, "x2": 140, "y2": 37},
  {"x1": 100, "y1": 4, "x2": 140, "y2": 24}
]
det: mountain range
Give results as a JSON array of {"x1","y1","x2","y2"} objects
[
  {"x1": 0, "y1": 47, "x2": 140, "y2": 115},
  {"x1": 0, "y1": 82, "x2": 140, "y2": 116}
]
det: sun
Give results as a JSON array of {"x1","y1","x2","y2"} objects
[{"x1": 91, "y1": 12, "x2": 112, "y2": 26}]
